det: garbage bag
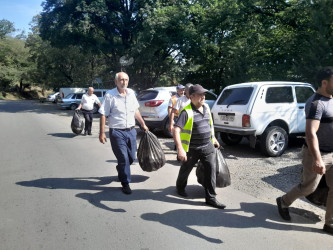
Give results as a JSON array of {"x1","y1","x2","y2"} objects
[
  {"x1": 196, "y1": 148, "x2": 231, "y2": 188},
  {"x1": 137, "y1": 131, "x2": 166, "y2": 172},
  {"x1": 71, "y1": 110, "x2": 84, "y2": 135},
  {"x1": 305, "y1": 175, "x2": 328, "y2": 207}
]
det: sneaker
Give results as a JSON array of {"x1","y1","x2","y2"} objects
[
  {"x1": 323, "y1": 224, "x2": 333, "y2": 235},
  {"x1": 276, "y1": 197, "x2": 291, "y2": 221},
  {"x1": 122, "y1": 185, "x2": 132, "y2": 195},
  {"x1": 206, "y1": 199, "x2": 226, "y2": 209}
]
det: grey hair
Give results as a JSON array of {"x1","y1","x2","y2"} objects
[{"x1": 115, "y1": 72, "x2": 129, "y2": 81}]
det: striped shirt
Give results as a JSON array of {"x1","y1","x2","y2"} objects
[{"x1": 175, "y1": 103, "x2": 212, "y2": 149}]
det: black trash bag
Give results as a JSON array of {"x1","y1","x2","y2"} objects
[
  {"x1": 196, "y1": 148, "x2": 231, "y2": 188},
  {"x1": 137, "y1": 131, "x2": 166, "y2": 172},
  {"x1": 71, "y1": 110, "x2": 84, "y2": 135},
  {"x1": 305, "y1": 175, "x2": 328, "y2": 207}
]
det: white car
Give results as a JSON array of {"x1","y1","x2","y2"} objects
[
  {"x1": 46, "y1": 92, "x2": 59, "y2": 103},
  {"x1": 211, "y1": 81, "x2": 315, "y2": 156},
  {"x1": 137, "y1": 86, "x2": 217, "y2": 137}
]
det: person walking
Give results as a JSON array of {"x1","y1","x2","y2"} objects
[
  {"x1": 99, "y1": 72, "x2": 148, "y2": 195},
  {"x1": 173, "y1": 84, "x2": 225, "y2": 209},
  {"x1": 168, "y1": 84, "x2": 185, "y2": 124},
  {"x1": 276, "y1": 66, "x2": 333, "y2": 235},
  {"x1": 76, "y1": 87, "x2": 101, "y2": 135},
  {"x1": 169, "y1": 83, "x2": 193, "y2": 133}
]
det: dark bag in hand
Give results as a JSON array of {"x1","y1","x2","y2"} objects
[
  {"x1": 71, "y1": 110, "x2": 84, "y2": 134},
  {"x1": 305, "y1": 175, "x2": 328, "y2": 207},
  {"x1": 196, "y1": 148, "x2": 231, "y2": 188},
  {"x1": 137, "y1": 131, "x2": 166, "y2": 172}
]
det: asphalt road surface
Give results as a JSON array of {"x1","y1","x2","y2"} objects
[{"x1": 0, "y1": 100, "x2": 331, "y2": 250}]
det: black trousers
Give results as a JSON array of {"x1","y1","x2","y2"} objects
[
  {"x1": 82, "y1": 109, "x2": 93, "y2": 133},
  {"x1": 176, "y1": 142, "x2": 217, "y2": 201}
]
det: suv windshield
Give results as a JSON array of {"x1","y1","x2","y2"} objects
[
  {"x1": 217, "y1": 87, "x2": 253, "y2": 106},
  {"x1": 137, "y1": 90, "x2": 158, "y2": 101}
]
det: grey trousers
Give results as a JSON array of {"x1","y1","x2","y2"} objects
[
  {"x1": 176, "y1": 142, "x2": 217, "y2": 201},
  {"x1": 282, "y1": 146, "x2": 333, "y2": 227}
]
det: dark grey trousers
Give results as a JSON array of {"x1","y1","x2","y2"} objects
[{"x1": 176, "y1": 142, "x2": 217, "y2": 201}]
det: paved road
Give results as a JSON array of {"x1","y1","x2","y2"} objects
[{"x1": 0, "y1": 100, "x2": 331, "y2": 250}]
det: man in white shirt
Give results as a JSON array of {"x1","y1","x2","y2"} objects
[
  {"x1": 76, "y1": 87, "x2": 101, "y2": 135},
  {"x1": 99, "y1": 72, "x2": 148, "y2": 195}
]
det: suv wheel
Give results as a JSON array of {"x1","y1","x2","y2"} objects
[
  {"x1": 163, "y1": 117, "x2": 173, "y2": 138},
  {"x1": 70, "y1": 103, "x2": 78, "y2": 110},
  {"x1": 260, "y1": 126, "x2": 288, "y2": 157},
  {"x1": 220, "y1": 133, "x2": 243, "y2": 145}
]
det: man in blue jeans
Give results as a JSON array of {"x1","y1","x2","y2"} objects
[{"x1": 99, "y1": 72, "x2": 148, "y2": 194}]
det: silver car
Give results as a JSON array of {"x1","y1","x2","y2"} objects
[{"x1": 137, "y1": 86, "x2": 217, "y2": 137}]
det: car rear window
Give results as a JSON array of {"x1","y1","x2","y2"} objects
[
  {"x1": 217, "y1": 87, "x2": 253, "y2": 106},
  {"x1": 137, "y1": 90, "x2": 158, "y2": 101}
]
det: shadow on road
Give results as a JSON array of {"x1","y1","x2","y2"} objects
[
  {"x1": 48, "y1": 132, "x2": 79, "y2": 138},
  {"x1": 141, "y1": 201, "x2": 322, "y2": 244}
]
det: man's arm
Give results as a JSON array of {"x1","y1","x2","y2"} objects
[
  {"x1": 99, "y1": 115, "x2": 107, "y2": 144},
  {"x1": 305, "y1": 119, "x2": 325, "y2": 175},
  {"x1": 135, "y1": 109, "x2": 149, "y2": 131},
  {"x1": 173, "y1": 126, "x2": 187, "y2": 162},
  {"x1": 168, "y1": 108, "x2": 177, "y2": 132}
]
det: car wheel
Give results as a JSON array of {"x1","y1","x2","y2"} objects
[
  {"x1": 220, "y1": 133, "x2": 243, "y2": 145},
  {"x1": 70, "y1": 103, "x2": 78, "y2": 110},
  {"x1": 260, "y1": 126, "x2": 288, "y2": 157},
  {"x1": 163, "y1": 117, "x2": 173, "y2": 138}
]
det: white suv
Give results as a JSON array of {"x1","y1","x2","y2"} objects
[{"x1": 211, "y1": 81, "x2": 315, "y2": 156}]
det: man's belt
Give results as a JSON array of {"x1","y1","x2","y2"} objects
[{"x1": 113, "y1": 126, "x2": 135, "y2": 131}]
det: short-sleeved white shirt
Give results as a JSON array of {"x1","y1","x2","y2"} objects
[
  {"x1": 81, "y1": 93, "x2": 100, "y2": 110},
  {"x1": 99, "y1": 87, "x2": 139, "y2": 129},
  {"x1": 173, "y1": 95, "x2": 191, "y2": 112}
]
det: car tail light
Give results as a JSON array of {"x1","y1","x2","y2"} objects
[
  {"x1": 145, "y1": 100, "x2": 164, "y2": 107},
  {"x1": 242, "y1": 115, "x2": 251, "y2": 127}
]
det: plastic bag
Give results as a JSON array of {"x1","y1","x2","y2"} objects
[
  {"x1": 137, "y1": 131, "x2": 166, "y2": 172},
  {"x1": 305, "y1": 174, "x2": 328, "y2": 207},
  {"x1": 196, "y1": 148, "x2": 231, "y2": 188},
  {"x1": 71, "y1": 110, "x2": 84, "y2": 134}
]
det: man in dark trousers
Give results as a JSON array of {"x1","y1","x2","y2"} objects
[
  {"x1": 173, "y1": 84, "x2": 225, "y2": 209},
  {"x1": 276, "y1": 67, "x2": 333, "y2": 235},
  {"x1": 99, "y1": 72, "x2": 148, "y2": 195}
]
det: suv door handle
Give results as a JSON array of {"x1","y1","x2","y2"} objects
[{"x1": 298, "y1": 106, "x2": 304, "y2": 109}]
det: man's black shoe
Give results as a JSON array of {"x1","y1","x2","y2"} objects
[
  {"x1": 276, "y1": 197, "x2": 291, "y2": 221},
  {"x1": 177, "y1": 188, "x2": 188, "y2": 197},
  {"x1": 122, "y1": 185, "x2": 132, "y2": 195},
  {"x1": 323, "y1": 224, "x2": 333, "y2": 235},
  {"x1": 206, "y1": 199, "x2": 226, "y2": 209},
  {"x1": 88, "y1": 132, "x2": 92, "y2": 135}
]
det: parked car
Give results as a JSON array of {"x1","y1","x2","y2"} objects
[
  {"x1": 211, "y1": 81, "x2": 315, "y2": 157},
  {"x1": 46, "y1": 92, "x2": 59, "y2": 103},
  {"x1": 57, "y1": 89, "x2": 109, "y2": 113},
  {"x1": 137, "y1": 86, "x2": 217, "y2": 137}
]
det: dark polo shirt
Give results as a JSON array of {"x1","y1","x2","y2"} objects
[
  {"x1": 175, "y1": 103, "x2": 212, "y2": 150},
  {"x1": 305, "y1": 93, "x2": 333, "y2": 152}
]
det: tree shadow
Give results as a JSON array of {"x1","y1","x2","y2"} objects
[{"x1": 141, "y1": 202, "x2": 322, "y2": 244}]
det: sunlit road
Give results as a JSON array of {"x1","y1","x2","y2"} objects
[{"x1": 0, "y1": 100, "x2": 331, "y2": 250}]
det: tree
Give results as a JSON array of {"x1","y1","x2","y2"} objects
[{"x1": 0, "y1": 19, "x2": 15, "y2": 39}]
